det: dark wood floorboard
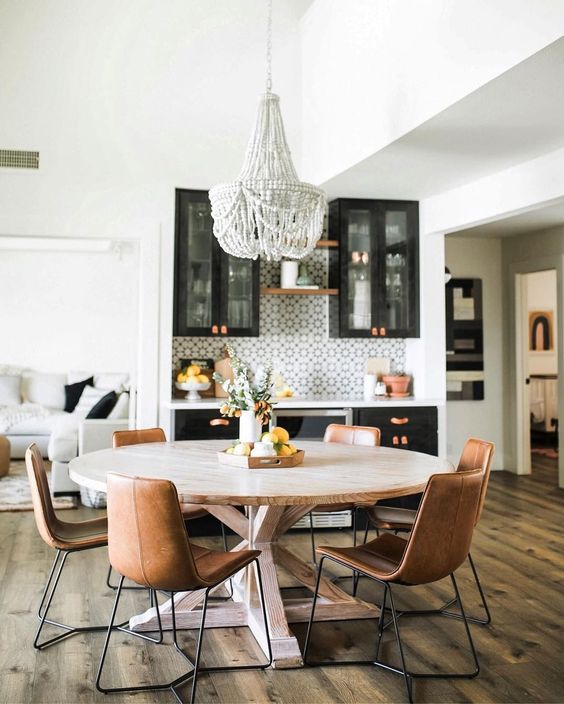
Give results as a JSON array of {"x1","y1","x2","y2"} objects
[{"x1": 0, "y1": 458, "x2": 563, "y2": 704}]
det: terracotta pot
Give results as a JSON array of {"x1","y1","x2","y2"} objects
[{"x1": 382, "y1": 375, "x2": 411, "y2": 395}]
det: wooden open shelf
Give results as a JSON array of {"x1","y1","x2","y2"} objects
[
  {"x1": 315, "y1": 239, "x2": 338, "y2": 248},
  {"x1": 261, "y1": 287, "x2": 339, "y2": 296}
]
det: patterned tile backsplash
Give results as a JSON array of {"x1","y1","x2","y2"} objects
[{"x1": 172, "y1": 250, "x2": 406, "y2": 398}]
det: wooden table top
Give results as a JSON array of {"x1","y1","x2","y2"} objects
[{"x1": 69, "y1": 440, "x2": 453, "y2": 506}]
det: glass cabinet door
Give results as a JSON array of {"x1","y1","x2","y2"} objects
[
  {"x1": 185, "y1": 201, "x2": 214, "y2": 330},
  {"x1": 220, "y1": 255, "x2": 259, "y2": 336},
  {"x1": 174, "y1": 189, "x2": 260, "y2": 337},
  {"x1": 379, "y1": 202, "x2": 419, "y2": 337},
  {"x1": 344, "y1": 206, "x2": 374, "y2": 334}
]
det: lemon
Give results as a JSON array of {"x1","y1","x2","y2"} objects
[
  {"x1": 196, "y1": 374, "x2": 208, "y2": 383},
  {"x1": 225, "y1": 447, "x2": 234, "y2": 454},
  {"x1": 233, "y1": 442, "x2": 251, "y2": 456},
  {"x1": 277, "y1": 444, "x2": 292, "y2": 457},
  {"x1": 177, "y1": 372, "x2": 187, "y2": 382},
  {"x1": 288, "y1": 443, "x2": 298, "y2": 455},
  {"x1": 272, "y1": 426, "x2": 290, "y2": 444},
  {"x1": 261, "y1": 432, "x2": 278, "y2": 444},
  {"x1": 186, "y1": 364, "x2": 201, "y2": 377}
]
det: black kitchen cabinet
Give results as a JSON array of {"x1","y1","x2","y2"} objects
[
  {"x1": 328, "y1": 199, "x2": 419, "y2": 338},
  {"x1": 174, "y1": 409, "x2": 238, "y2": 442},
  {"x1": 174, "y1": 189, "x2": 260, "y2": 337},
  {"x1": 356, "y1": 406, "x2": 438, "y2": 509}
]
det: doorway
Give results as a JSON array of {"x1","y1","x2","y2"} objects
[{"x1": 516, "y1": 269, "x2": 559, "y2": 484}]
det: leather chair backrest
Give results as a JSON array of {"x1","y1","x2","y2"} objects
[
  {"x1": 324, "y1": 424, "x2": 381, "y2": 447},
  {"x1": 106, "y1": 472, "x2": 204, "y2": 591},
  {"x1": 397, "y1": 469, "x2": 482, "y2": 586},
  {"x1": 25, "y1": 444, "x2": 61, "y2": 548},
  {"x1": 113, "y1": 427, "x2": 166, "y2": 448},
  {"x1": 457, "y1": 437, "x2": 495, "y2": 525}
]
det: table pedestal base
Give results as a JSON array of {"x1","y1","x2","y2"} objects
[{"x1": 128, "y1": 505, "x2": 379, "y2": 669}]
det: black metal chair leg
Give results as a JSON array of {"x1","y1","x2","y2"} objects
[
  {"x1": 106, "y1": 563, "x2": 147, "y2": 591},
  {"x1": 385, "y1": 584, "x2": 413, "y2": 703},
  {"x1": 188, "y1": 589, "x2": 210, "y2": 704},
  {"x1": 440, "y1": 553, "x2": 491, "y2": 625},
  {"x1": 450, "y1": 574, "x2": 480, "y2": 677},
  {"x1": 303, "y1": 557, "x2": 324, "y2": 664},
  {"x1": 37, "y1": 549, "x2": 62, "y2": 620},
  {"x1": 309, "y1": 512, "x2": 317, "y2": 564},
  {"x1": 374, "y1": 584, "x2": 388, "y2": 662}
]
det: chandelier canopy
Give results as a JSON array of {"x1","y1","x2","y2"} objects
[{"x1": 209, "y1": 1, "x2": 326, "y2": 261}]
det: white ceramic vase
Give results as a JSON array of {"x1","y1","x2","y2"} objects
[{"x1": 239, "y1": 409, "x2": 262, "y2": 443}]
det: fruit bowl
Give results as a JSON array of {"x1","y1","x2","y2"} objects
[{"x1": 175, "y1": 381, "x2": 211, "y2": 400}]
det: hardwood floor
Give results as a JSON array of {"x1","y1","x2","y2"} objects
[{"x1": 1, "y1": 461, "x2": 563, "y2": 703}]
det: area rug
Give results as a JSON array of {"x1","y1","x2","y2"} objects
[{"x1": 0, "y1": 460, "x2": 77, "y2": 511}]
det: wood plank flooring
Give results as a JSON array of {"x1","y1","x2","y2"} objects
[{"x1": 0, "y1": 459, "x2": 562, "y2": 703}]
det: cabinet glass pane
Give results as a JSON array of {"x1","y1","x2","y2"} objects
[
  {"x1": 383, "y1": 210, "x2": 410, "y2": 331},
  {"x1": 346, "y1": 209, "x2": 372, "y2": 330},
  {"x1": 185, "y1": 202, "x2": 213, "y2": 329},
  {"x1": 226, "y1": 256, "x2": 253, "y2": 329}
]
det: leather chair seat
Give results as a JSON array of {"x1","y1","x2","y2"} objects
[
  {"x1": 190, "y1": 543, "x2": 261, "y2": 586},
  {"x1": 364, "y1": 505, "x2": 416, "y2": 531},
  {"x1": 317, "y1": 532, "x2": 408, "y2": 581},
  {"x1": 180, "y1": 504, "x2": 208, "y2": 521},
  {"x1": 50, "y1": 516, "x2": 108, "y2": 550}
]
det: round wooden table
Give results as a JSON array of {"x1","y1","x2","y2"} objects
[{"x1": 70, "y1": 439, "x2": 453, "y2": 669}]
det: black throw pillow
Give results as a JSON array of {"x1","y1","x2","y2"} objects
[
  {"x1": 86, "y1": 390, "x2": 118, "y2": 419},
  {"x1": 64, "y1": 376, "x2": 94, "y2": 413}
]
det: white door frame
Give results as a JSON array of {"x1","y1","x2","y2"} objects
[
  {"x1": 514, "y1": 273, "x2": 531, "y2": 475},
  {"x1": 509, "y1": 258, "x2": 563, "y2": 487}
]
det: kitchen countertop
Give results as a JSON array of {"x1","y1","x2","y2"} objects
[{"x1": 165, "y1": 396, "x2": 445, "y2": 410}]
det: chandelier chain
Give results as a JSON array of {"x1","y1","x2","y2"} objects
[{"x1": 266, "y1": 0, "x2": 272, "y2": 92}]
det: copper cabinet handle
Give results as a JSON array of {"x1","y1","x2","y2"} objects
[
  {"x1": 401, "y1": 435, "x2": 408, "y2": 445},
  {"x1": 209, "y1": 418, "x2": 229, "y2": 426},
  {"x1": 390, "y1": 417, "x2": 409, "y2": 425},
  {"x1": 380, "y1": 327, "x2": 386, "y2": 336},
  {"x1": 220, "y1": 325, "x2": 228, "y2": 335},
  {"x1": 211, "y1": 325, "x2": 219, "y2": 335},
  {"x1": 392, "y1": 435, "x2": 399, "y2": 445},
  {"x1": 371, "y1": 327, "x2": 379, "y2": 336}
]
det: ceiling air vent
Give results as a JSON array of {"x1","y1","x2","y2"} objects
[{"x1": 0, "y1": 150, "x2": 39, "y2": 169}]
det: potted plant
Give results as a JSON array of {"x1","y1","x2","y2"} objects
[
  {"x1": 213, "y1": 346, "x2": 274, "y2": 442},
  {"x1": 382, "y1": 371, "x2": 412, "y2": 396}
]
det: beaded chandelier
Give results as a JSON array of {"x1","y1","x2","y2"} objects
[{"x1": 209, "y1": 0, "x2": 326, "y2": 262}]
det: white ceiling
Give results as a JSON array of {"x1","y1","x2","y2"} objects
[
  {"x1": 322, "y1": 38, "x2": 564, "y2": 200},
  {"x1": 446, "y1": 199, "x2": 564, "y2": 239}
]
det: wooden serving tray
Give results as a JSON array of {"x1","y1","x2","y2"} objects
[{"x1": 217, "y1": 449, "x2": 305, "y2": 469}]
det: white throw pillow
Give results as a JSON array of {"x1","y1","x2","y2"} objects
[
  {"x1": 94, "y1": 373, "x2": 129, "y2": 391},
  {"x1": 0, "y1": 375, "x2": 21, "y2": 405},
  {"x1": 22, "y1": 372, "x2": 66, "y2": 410},
  {"x1": 72, "y1": 386, "x2": 109, "y2": 418},
  {"x1": 108, "y1": 392, "x2": 130, "y2": 419}
]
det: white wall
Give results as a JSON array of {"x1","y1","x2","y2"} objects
[
  {"x1": 300, "y1": 0, "x2": 564, "y2": 185},
  {"x1": 445, "y1": 237, "x2": 504, "y2": 469},
  {"x1": 527, "y1": 269, "x2": 559, "y2": 375},
  {"x1": 0, "y1": 242, "x2": 138, "y2": 374},
  {"x1": 0, "y1": 0, "x2": 307, "y2": 424}
]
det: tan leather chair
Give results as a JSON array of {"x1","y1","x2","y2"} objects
[
  {"x1": 361, "y1": 438, "x2": 495, "y2": 624},
  {"x1": 304, "y1": 469, "x2": 483, "y2": 703},
  {"x1": 25, "y1": 443, "x2": 109, "y2": 649},
  {"x1": 111, "y1": 427, "x2": 232, "y2": 594},
  {"x1": 307, "y1": 424, "x2": 381, "y2": 563},
  {"x1": 96, "y1": 473, "x2": 271, "y2": 704}
]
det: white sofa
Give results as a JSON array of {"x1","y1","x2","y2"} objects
[{"x1": 0, "y1": 366, "x2": 133, "y2": 495}]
